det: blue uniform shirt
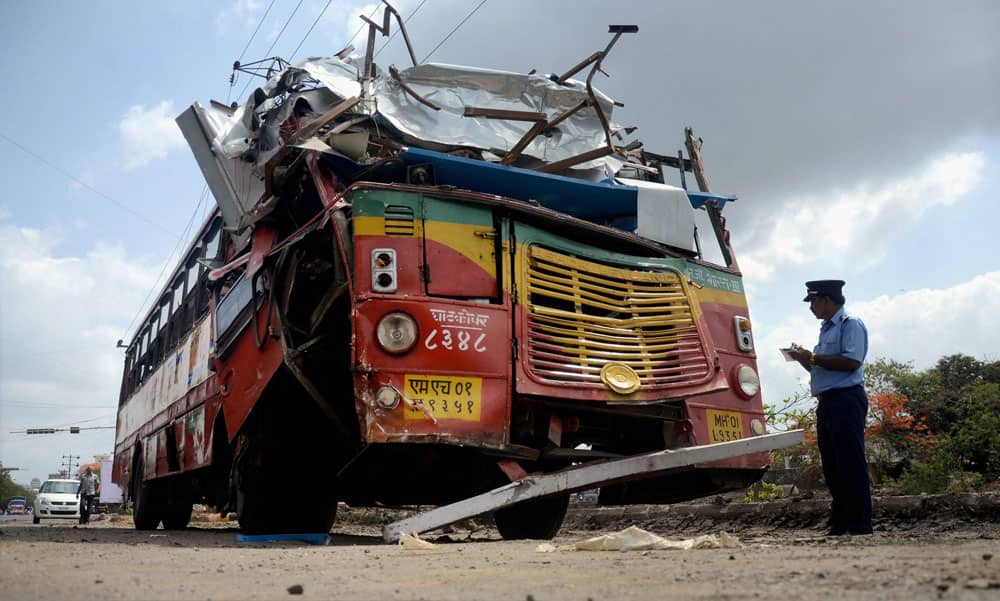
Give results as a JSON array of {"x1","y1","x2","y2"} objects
[{"x1": 811, "y1": 307, "x2": 868, "y2": 395}]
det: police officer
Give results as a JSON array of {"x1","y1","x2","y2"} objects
[{"x1": 788, "y1": 280, "x2": 873, "y2": 536}]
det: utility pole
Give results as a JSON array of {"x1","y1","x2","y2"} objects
[{"x1": 61, "y1": 454, "x2": 80, "y2": 479}]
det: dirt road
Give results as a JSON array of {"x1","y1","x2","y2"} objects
[{"x1": 2, "y1": 501, "x2": 998, "y2": 600}]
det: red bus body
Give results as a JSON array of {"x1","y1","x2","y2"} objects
[{"x1": 113, "y1": 29, "x2": 769, "y2": 536}]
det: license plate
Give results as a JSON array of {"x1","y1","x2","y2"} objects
[
  {"x1": 706, "y1": 409, "x2": 744, "y2": 443},
  {"x1": 403, "y1": 375, "x2": 482, "y2": 422}
]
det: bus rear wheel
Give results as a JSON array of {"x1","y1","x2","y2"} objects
[
  {"x1": 493, "y1": 493, "x2": 569, "y2": 540},
  {"x1": 132, "y1": 456, "x2": 163, "y2": 530},
  {"x1": 133, "y1": 478, "x2": 163, "y2": 530}
]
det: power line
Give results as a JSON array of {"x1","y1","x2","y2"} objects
[
  {"x1": 234, "y1": 0, "x2": 307, "y2": 104},
  {"x1": 347, "y1": 3, "x2": 384, "y2": 47},
  {"x1": 0, "y1": 401, "x2": 116, "y2": 410},
  {"x1": 421, "y1": 0, "x2": 487, "y2": 63},
  {"x1": 227, "y1": 0, "x2": 280, "y2": 103},
  {"x1": 0, "y1": 130, "x2": 180, "y2": 240},
  {"x1": 262, "y1": 0, "x2": 305, "y2": 60},
  {"x1": 120, "y1": 185, "x2": 208, "y2": 344},
  {"x1": 287, "y1": 0, "x2": 334, "y2": 61},
  {"x1": 375, "y1": 0, "x2": 429, "y2": 59},
  {"x1": 236, "y1": 0, "x2": 278, "y2": 63},
  {"x1": 50, "y1": 414, "x2": 117, "y2": 429}
]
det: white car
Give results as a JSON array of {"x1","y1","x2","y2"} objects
[{"x1": 33, "y1": 479, "x2": 81, "y2": 523}]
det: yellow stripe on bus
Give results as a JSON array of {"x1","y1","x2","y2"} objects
[
  {"x1": 691, "y1": 287, "x2": 748, "y2": 308},
  {"x1": 354, "y1": 216, "x2": 496, "y2": 278}
]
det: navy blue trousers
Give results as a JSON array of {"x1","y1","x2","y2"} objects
[{"x1": 816, "y1": 385, "x2": 873, "y2": 534}]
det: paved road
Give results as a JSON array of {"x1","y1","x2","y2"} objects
[
  {"x1": 1, "y1": 516, "x2": 998, "y2": 600},
  {"x1": 0, "y1": 513, "x2": 32, "y2": 525}
]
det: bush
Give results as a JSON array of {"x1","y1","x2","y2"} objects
[
  {"x1": 744, "y1": 481, "x2": 784, "y2": 503},
  {"x1": 894, "y1": 452, "x2": 956, "y2": 495},
  {"x1": 891, "y1": 438, "x2": 988, "y2": 495},
  {"x1": 944, "y1": 471, "x2": 985, "y2": 494}
]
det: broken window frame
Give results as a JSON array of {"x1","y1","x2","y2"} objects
[{"x1": 692, "y1": 206, "x2": 730, "y2": 268}]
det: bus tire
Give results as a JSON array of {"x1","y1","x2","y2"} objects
[
  {"x1": 493, "y1": 493, "x2": 570, "y2": 540},
  {"x1": 132, "y1": 458, "x2": 163, "y2": 530},
  {"x1": 162, "y1": 478, "x2": 193, "y2": 530},
  {"x1": 237, "y1": 479, "x2": 337, "y2": 534},
  {"x1": 162, "y1": 501, "x2": 193, "y2": 530},
  {"x1": 236, "y1": 484, "x2": 272, "y2": 534}
]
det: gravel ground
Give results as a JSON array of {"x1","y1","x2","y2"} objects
[{"x1": 1, "y1": 495, "x2": 998, "y2": 600}]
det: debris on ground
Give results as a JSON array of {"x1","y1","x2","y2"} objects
[
  {"x1": 536, "y1": 526, "x2": 740, "y2": 552},
  {"x1": 398, "y1": 532, "x2": 436, "y2": 550}
]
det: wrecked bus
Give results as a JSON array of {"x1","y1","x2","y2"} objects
[{"x1": 113, "y1": 18, "x2": 768, "y2": 538}]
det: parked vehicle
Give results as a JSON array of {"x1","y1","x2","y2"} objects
[
  {"x1": 113, "y1": 16, "x2": 769, "y2": 538},
  {"x1": 32, "y1": 480, "x2": 81, "y2": 523}
]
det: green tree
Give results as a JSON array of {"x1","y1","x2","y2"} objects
[
  {"x1": 864, "y1": 357, "x2": 915, "y2": 392},
  {"x1": 981, "y1": 360, "x2": 1000, "y2": 386},
  {"x1": 0, "y1": 471, "x2": 35, "y2": 507},
  {"x1": 945, "y1": 382, "x2": 1000, "y2": 478},
  {"x1": 889, "y1": 354, "x2": 988, "y2": 436}
]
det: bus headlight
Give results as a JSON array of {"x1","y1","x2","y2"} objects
[
  {"x1": 732, "y1": 364, "x2": 760, "y2": 399},
  {"x1": 376, "y1": 312, "x2": 418, "y2": 355}
]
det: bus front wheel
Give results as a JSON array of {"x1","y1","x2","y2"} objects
[{"x1": 493, "y1": 493, "x2": 569, "y2": 540}]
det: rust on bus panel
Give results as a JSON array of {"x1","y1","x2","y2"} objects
[{"x1": 112, "y1": 13, "x2": 778, "y2": 537}]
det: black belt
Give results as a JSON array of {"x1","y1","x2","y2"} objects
[{"x1": 816, "y1": 384, "x2": 863, "y2": 402}]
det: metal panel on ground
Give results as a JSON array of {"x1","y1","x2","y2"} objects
[{"x1": 383, "y1": 430, "x2": 803, "y2": 542}]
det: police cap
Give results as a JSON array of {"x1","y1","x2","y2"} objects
[{"x1": 803, "y1": 279, "x2": 845, "y2": 302}]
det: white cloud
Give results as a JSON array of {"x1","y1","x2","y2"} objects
[
  {"x1": 0, "y1": 220, "x2": 160, "y2": 483},
  {"x1": 215, "y1": 0, "x2": 266, "y2": 36},
  {"x1": 739, "y1": 152, "x2": 986, "y2": 282},
  {"x1": 756, "y1": 271, "x2": 1000, "y2": 405},
  {"x1": 342, "y1": 3, "x2": 380, "y2": 42},
  {"x1": 118, "y1": 101, "x2": 186, "y2": 170}
]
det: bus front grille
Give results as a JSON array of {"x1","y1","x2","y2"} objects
[{"x1": 523, "y1": 246, "x2": 713, "y2": 390}]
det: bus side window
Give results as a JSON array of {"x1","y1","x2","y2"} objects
[
  {"x1": 138, "y1": 326, "x2": 148, "y2": 383},
  {"x1": 158, "y1": 296, "x2": 171, "y2": 351},
  {"x1": 204, "y1": 221, "x2": 222, "y2": 263},
  {"x1": 128, "y1": 345, "x2": 138, "y2": 394},
  {"x1": 149, "y1": 314, "x2": 161, "y2": 368},
  {"x1": 120, "y1": 349, "x2": 133, "y2": 403},
  {"x1": 171, "y1": 276, "x2": 185, "y2": 348},
  {"x1": 187, "y1": 258, "x2": 204, "y2": 322}
]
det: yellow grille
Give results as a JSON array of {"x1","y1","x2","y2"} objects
[
  {"x1": 384, "y1": 205, "x2": 415, "y2": 236},
  {"x1": 523, "y1": 246, "x2": 712, "y2": 389}
]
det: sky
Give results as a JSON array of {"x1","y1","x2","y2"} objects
[{"x1": 1, "y1": 1, "x2": 998, "y2": 485}]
